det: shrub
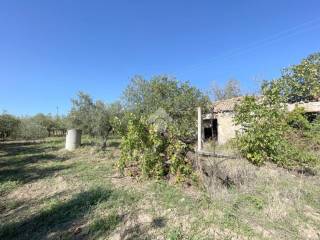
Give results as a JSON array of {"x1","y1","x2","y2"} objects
[
  {"x1": 118, "y1": 113, "x2": 192, "y2": 180},
  {"x1": 235, "y1": 83, "x2": 318, "y2": 168},
  {"x1": 286, "y1": 107, "x2": 311, "y2": 130},
  {"x1": 234, "y1": 82, "x2": 288, "y2": 165}
]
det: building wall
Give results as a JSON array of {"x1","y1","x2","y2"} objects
[
  {"x1": 216, "y1": 112, "x2": 239, "y2": 144},
  {"x1": 287, "y1": 101, "x2": 320, "y2": 113}
]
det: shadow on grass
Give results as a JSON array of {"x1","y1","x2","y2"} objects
[
  {"x1": 0, "y1": 164, "x2": 72, "y2": 185},
  {"x1": 0, "y1": 140, "x2": 73, "y2": 187},
  {"x1": 0, "y1": 153, "x2": 69, "y2": 169},
  {"x1": 0, "y1": 187, "x2": 117, "y2": 240},
  {"x1": 0, "y1": 141, "x2": 62, "y2": 158}
]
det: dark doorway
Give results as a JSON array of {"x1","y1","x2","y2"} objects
[
  {"x1": 212, "y1": 119, "x2": 218, "y2": 140},
  {"x1": 204, "y1": 127, "x2": 212, "y2": 140},
  {"x1": 204, "y1": 119, "x2": 218, "y2": 141}
]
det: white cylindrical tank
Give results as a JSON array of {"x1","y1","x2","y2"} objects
[{"x1": 65, "y1": 129, "x2": 81, "y2": 151}]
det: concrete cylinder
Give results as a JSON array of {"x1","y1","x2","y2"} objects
[{"x1": 65, "y1": 129, "x2": 81, "y2": 151}]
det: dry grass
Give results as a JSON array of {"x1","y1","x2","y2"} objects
[{"x1": 0, "y1": 138, "x2": 320, "y2": 239}]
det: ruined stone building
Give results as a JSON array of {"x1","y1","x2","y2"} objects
[{"x1": 202, "y1": 97, "x2": 320, "y2": 145}]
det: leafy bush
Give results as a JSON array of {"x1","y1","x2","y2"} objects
[
  {"x1": 286, "y1": 107, "x2": 311, "y2": 130},
  {"x1": 235, "y1": 82, "x2": 317, "y2": 167},
  {"x1": 234, "y1": 94, "x2": 287, "y2": 165},
  {"x1": 234, "y1": 52, "x2": 320, "y2": 168},
  {"x1": 118, "y1": 113, "x2": 192, "y2": 180},
  {"x1": 118, "y1": 76, "x2": 208, "y2": 181}
]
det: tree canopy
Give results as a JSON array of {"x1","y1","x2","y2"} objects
[
  {"x1": 279, "y1": 52, "x2": 320, "y2": 103},
  {"x1": 211, "y1": 79, "x2": 241, "y2": 101},
  {"x1": 123, "y1": 75, "x2": 210, "y2": 140}
]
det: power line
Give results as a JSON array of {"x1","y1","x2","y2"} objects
[{"x1": 178, "y1": 17, "x2": 320, "y2": 75}]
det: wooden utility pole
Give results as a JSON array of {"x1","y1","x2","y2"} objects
[{"x1": 197, "y1": 107, "x2": 202, "y2": 152}]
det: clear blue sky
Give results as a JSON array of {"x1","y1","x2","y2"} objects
[{"x1": 1, "y1": 0, "x2": 320, "y2": 116}]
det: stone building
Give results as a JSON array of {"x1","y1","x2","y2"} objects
[
  {"x1": 202, "y1": 97, "x2": 320, "y2": 145},
  {"x1": 202, "y1": 97, "x2": 243, "y2": 145}
]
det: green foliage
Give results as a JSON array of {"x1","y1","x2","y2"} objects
[
  {"x1": 286, "y1": 107, "x2": 311, "y2": 130},
  {"x1": 123, "y1": 75, "x2": 210, "y2": 141},
  {"x1": 0, "y1": 113, "x2": 20, "y2": 140},
  {"x1": 211, "y1": 79, "x2": 242, "y2": 101},
  {"x1": 279, "y1": 52, "x2": 320, "y2": 103},
  {"x1": 118, "y1": 113, "x2": 192, "y2": 180},
  {"x1": 30, "y1": 113, "x2": 68, "y2": 136},
  {"x1": 234, "y1": 83, "x2": 288, "y2": 165},
  {"x1": 32, "y1": 113, "x2": 56, "y2": 133},
  {"x1": 235, "y1": 53, "x2": 320, "y2": 168},
  {"x1": 119, "y1": 75, "x2": 208, "y2": 180},
  {"x1": 68, "y1": 92, "x2": 114, "y2": 146},
  {"x1": 68, "y1": 92, "x2": 96, "y2": 135}
]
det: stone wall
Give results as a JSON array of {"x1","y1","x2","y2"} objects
[
  {"x1": 216, "y1": 112, "x2": 239, "y2": 144},
  {"x1": 287, "y1": 101, "x2": 320, "y2": 113}
]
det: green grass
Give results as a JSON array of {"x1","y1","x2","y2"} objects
[{"x1": 0, "y1": 138, "x2": 320, "y2": 239}]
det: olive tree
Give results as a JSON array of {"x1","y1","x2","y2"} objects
[
  {"x1": 68, "y1": 92, "x2": 113, "y2": 148},
  {"x1": 123, "y1": 75, "x2": 210, "y2": 142}
]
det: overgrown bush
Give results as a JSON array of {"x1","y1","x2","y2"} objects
[
  {"x1": 286, "y1": 107, "x2": 311, "y2": 130},
  {"x1": 118, "y1": 113, "x2": 192, "y2": 181},
  {"x1": 234, "y1": 84, "x2": 289, "y2": 165},
  {"x1": 235, "y1": 77, "x2": 319, "y2": 168},
  {"x1": 118, "y1": 76, "x2": 209, "y2": 181}
]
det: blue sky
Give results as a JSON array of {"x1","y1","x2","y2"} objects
[{"x1": 1, "y1": 0, "x2": 320, "y2": 116}]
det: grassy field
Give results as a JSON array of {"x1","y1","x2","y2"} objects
[{"x1": 0, "y1": 138, "x2": 320, "y2": 240}]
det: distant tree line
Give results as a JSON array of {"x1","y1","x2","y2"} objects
[{"x1": 0, "y1": 113, "x2": 68, "y2": 141}]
